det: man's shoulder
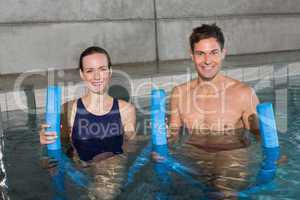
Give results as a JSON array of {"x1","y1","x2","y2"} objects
[
  {"x1": 225, "y1": 76, "x2": 255, "y2": 96},
  {"x1": 172, "y1": 78, "x2": 197, "y2": 92}
]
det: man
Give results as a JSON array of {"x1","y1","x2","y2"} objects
[
  {"x1": 163, "y1": 24, "x2": 260, "y2": 199},
  {"x1": 169, "y1": 23, "x2": 259, "y2": 143}
]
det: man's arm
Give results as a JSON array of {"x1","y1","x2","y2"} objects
[
  {"x1": 168, "y1": 86, "x2": 183, "y2": 144},
  {"x1": 242, "y1": 87, "x2": 260, "y2": 140},
  {"x1": 169, "y1": 86, "x2": 183, "y2": 134}
]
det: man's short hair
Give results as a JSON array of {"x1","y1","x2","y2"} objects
[
  {"x1": 79, "y1": 46, "x2": 112, "y2": 71},
  {"x1": 189, "y1": 24, "x2": 225, "y2": 52}
]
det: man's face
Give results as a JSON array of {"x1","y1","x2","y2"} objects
[
  {"x1": 80, "y1": 53, "x2": 111, "y2": 94},
  {"x1": 191, "y1": 37, "x2": 226, "y2": 81}
]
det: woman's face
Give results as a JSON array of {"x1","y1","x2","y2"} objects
[{"x1": 80, "y1": 53, "x2": 111, "y2": 94}]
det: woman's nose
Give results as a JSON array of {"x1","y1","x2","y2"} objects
[{"x1": 93, "y1": 70, "x2": 101, "y2": 79}]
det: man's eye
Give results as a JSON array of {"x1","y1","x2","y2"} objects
[
  {"x1": 212, "y1": 51, "x2": 219, "y2": 55},
  {"x1": 195, "y1": 52, "x2": 204, "y2": 56}
]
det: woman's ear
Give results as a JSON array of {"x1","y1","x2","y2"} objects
[
  {"x1": 109, "y1": 68, "x2": 112, "y2": 78},
  {"x1": 79, "y1": 69, "x2": 84, "y2": 80}
]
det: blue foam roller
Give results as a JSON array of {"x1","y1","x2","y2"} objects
[
  {"x1": 45, "y1": 86, "x2": 62, "y2": 150},
  {"x1": 237, "y1": 103, "x2": 280, "y2": 198},
  {"x1": 151, "y1": 89, "x2": 167, "y2": 146},
  {"x1": 256, "y1": 103, "x2": 279, "y2": 148},
  {"x1": 48, "y1": 149, "x2": 65, "y2": 194},
  {"x1": 48, "y1": 149, "x2": 90, "y2": 189},
  {"x1": 261, "y1": 147, "x2": 280, "y2": 170},
  {"x1": 237, "y1": 147, "x2": 279, "y2": 197}
]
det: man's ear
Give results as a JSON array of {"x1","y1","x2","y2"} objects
[
  {"x1": 189, "y1": 49, "x2": 194, "y2": 61},
  {"x1": 221, "y1": 48, "x2": 227, "y2": 60}
]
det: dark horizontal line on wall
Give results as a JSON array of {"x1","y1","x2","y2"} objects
[
  {"x1": 1, "y1": 13, "x2": 300, "y2": 26},
  {"x1": 0, "y1": 18, "x2": 156, "y2": 26},
  {"x1": 156, "y1": 13, "x2": 300, "y2": 21}
]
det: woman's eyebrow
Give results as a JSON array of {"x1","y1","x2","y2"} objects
[{"x1": 85, "y1": 65, "x2": 108, "y2": 70}]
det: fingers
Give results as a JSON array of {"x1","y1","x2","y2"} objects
[
  {"x1": 277, "y1": 155, "x2": 288, "y2": 164},
  {"x1": 40, "y1": 132, "x2": 57, "y2": 144},
  {"x1": 41, "y1": 158, "x2": 58, "y2": 169},
  {"x1": 151, "y1": 152, "x2": 165, "y2": 163},
  {"x1": 40, "y1": 131, "x2": 57, "y2": 145},
  {"x1": 40, "y1": 124, "x2": 50, "y2": 129},
  {"x1": 39, "y1": 123, "x2": 58, "y2": 145},
  {"x1": 40, "y1": 157, "x2": 59, "y2": 175}
]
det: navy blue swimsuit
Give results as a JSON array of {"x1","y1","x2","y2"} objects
[{"x1": 71, "y1": 98, "x2": 124, "y2": 161}]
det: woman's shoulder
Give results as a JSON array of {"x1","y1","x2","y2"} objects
[
  {"x1": 62, "y1": 99, "x2": 78, "y2": 112},
  {"x1": 117, "y1": 99, "x2": 135, "y2": 109},
  {"x1": 117, "y1": 99, "x2": 136, "y2": 115},
  {"x1": 61, "y1": 98, "x2": 80, "y2": 126}
]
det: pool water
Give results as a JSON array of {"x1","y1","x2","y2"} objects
[{"x1": 1, "y1": 83, "x2": 300, "y2": 200}]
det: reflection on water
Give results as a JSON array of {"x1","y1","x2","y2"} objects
[
  {"x1": 2, "y1": 75, "x2": 300, "y2": 199},
  {"x1": 172, "y1": 129, "x2": 252, "y2": 199},
  {"x1": 0, "y1": 107, "x2": 9, "y2": 200}
]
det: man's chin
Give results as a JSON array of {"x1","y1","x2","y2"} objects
[{"x1": 198, "y1": 74, "x2": 218, "y2": 81}]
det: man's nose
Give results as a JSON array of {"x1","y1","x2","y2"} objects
[{"x1": 204, "y1": 54, "x2": 212, "y2": 64}]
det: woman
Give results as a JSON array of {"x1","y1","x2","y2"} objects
[{"x1": 40, "y1": 46, "x2": 136, "y2": 199}]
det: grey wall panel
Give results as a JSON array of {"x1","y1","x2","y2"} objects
[
  {"x1": 0, "y1": 0, "x2": 81, "y2": 23},
  {"x1": 0, "y1": 0, "x2": 153, "y2": 23},
  {"x1": 156, "y1": 0, "x2": 300, "y2": 18},
  {"x1": 0, "y1": 21, "x2": 155, "y2": 74},
  {"x1": 80, "y1": 0, "x2": 154, "y2": 20},
  {"x1": 157, "y1": 16, "x2": 300, "y2": 61}
]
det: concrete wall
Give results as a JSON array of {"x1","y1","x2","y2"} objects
[
  {"x1": 156, "y1": 0, "x2": 300, "y2": 18},
  {"x1": 0, "y1": 0, "x2": 300, "y2": 74},
  {"x1": 156, "y1": 0, "x2": 300, "y2": 61},
  {"x1": 158, "y1": 16, "x2": 300, "y2": 60},
  {"x1": 0, "y1": 21, "x2": 155, "y2": 74},
  {"x1": 0, "y1": 0, "x2": 154, "y2": 22}
]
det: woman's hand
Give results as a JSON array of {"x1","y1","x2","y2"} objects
[
  {"x1": 39, "y1": 124, "x2": 57, "y2": 145},
  {"x1": 40, "y1": 156, "x2": 59, "y2": 175}
]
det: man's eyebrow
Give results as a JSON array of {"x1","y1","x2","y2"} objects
[
  {"x1": 194, "y1": 50, "x2": 205, "y2": 53},
  {"x1": 194, "y1": 49, "x2": 220, "y2": 53}
]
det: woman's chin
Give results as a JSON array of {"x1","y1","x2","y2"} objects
[{"x1": 86, "y1": 87, "x2": 105, "y2": 94}]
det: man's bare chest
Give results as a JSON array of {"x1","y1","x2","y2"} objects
[{"x1": 178, "y1": 94, "x2": 244, "y2": 131}]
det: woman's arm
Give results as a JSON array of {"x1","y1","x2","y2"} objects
[{"x1": 119, "y1": 100, "x2": 137, "y2": 152}]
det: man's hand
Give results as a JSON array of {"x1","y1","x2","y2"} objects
[
  {"x1": 277, "y1": 155, "x2": 288, "y2": 164},
  {"x1": 151, "y1": 152, "x2": 166, "y2": 163}
]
